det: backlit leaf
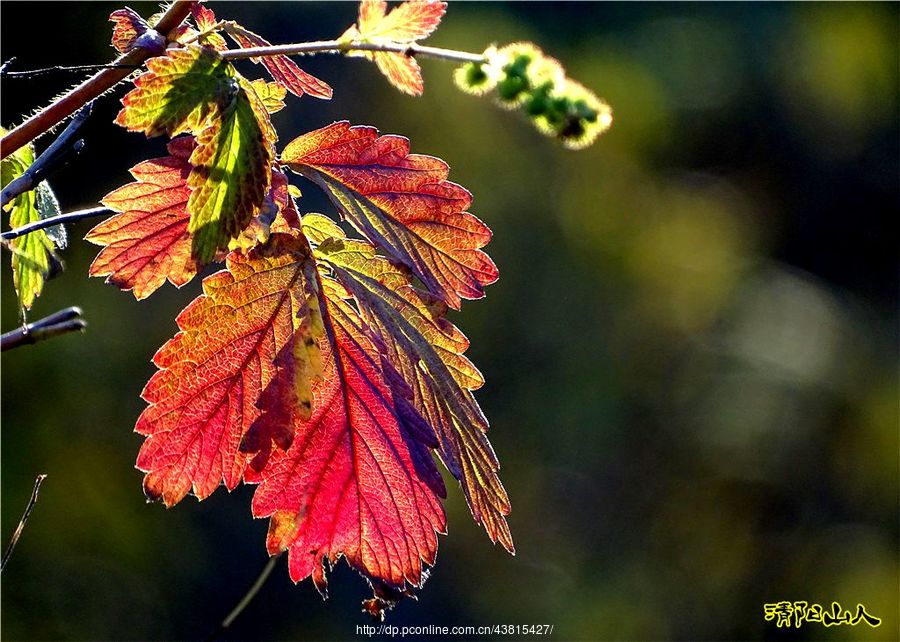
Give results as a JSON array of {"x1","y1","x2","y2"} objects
[
  {"x1": 190, "y1": 2, "x2": 228, "y2": 51},
  {"x1": 249, "y1": 79, "x2": 287, "y2": 114},
  {"x1": 309, "y1": 217, "x2": 513, "y2": 552},
  {"x1": 86, "y1": 137, "x2": 199, "y2": 300},
  {"x1": 1, "y1": 134, "x2": 60, "y2": 311},
  {"x1": 225, "y1": 23, "x2": 333, "y2": 100},
  {"x1": 356, "y1": 0, "x2": 446, "y2": 42},
  {"x1": 115, "y1": 44, "x2": 280, "y2": 261},
  {"x1": 374, "y1": 53, "x2": 425, "y2": 97},
  {"x1": 109, "y1": 7, "x2": 150, "y2": 53},
  {"x1": 248, "y1": 275, "x2": 447, "y2": 594},
  {"x1": 186, "y1": 76, "x2": 276, "y2": 262},
  {"x1": 136, "y1": 236, "x2": 320, "y2": 506},
  {"x1": 115, "y1": 45, "x2": 236, "y2": 139},
  {"x1": 282, "y1": 121, "x2": 498, "y2": 309},
  {"x1": 341, "y1": 0, "x2": 446, "y2": 95}
]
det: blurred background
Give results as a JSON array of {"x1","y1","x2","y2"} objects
[{"x1": 2, "y1": 2, "x2": 897, "y2": 641}]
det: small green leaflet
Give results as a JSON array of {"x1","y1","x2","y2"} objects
[{"x1": 1, "y1": 129, "x2": 64, "y2": 311}]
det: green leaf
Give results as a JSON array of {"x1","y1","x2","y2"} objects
[
  {"x1": 186, "y1": 79, "x2": 276, "y2": 262},
  {"x1": 1, "y1": 134, "x2": 60, "y2": 311},
  {"x1": 115, "y1": 45, "x2": 237, "y2": 139}
]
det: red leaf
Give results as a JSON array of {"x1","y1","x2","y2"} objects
[
  {"x1": 109, "y1": 7, "x2": 149, "y2": 53},
  {"x1": 191, "y1": 2, "x2": 218, "y2": 31},
  {"x1": 86, "y1": 137, "x2": 199, "y2": 300},
  {"x1": 282, "y1": 122, "x2": 499, "y2": 309},
  {"x1": 190, "y1": 2, "x2": 228, "y2": 51},
  {"x1": 136, "y1": 237, "x2": 319, "y2": 506},
  {"x1": 307, "y1": 218, "x2": 513, "y2": 552},
  {"x1": 248, "y1": 277, "x2": 447, "y2": 594},
  {"x1": 227, "y1": 25, "x2": 333, "y2": 100}
]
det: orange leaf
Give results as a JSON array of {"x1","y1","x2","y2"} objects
[
  {"x1": 343, "y1": 0, "x2": 446, "y2": 94},
  {"x1": 357, "y1": 0, "x2": 446, "y2": 43},
  {"x1": 109, "y1": 7, "x2": 150, "y2": 53},
  {"x1": 87, "y1": 137, "x2": 199, "y2": 300},
  {"x1": 136, "y1": 236, "x2": 320, "y2": 506},
  {"x1": 374, "y1": 52, "x2": 424, "y2": 96}
]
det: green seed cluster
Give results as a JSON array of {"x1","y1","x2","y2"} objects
[{"x1": 455, "y1": 43, "x2": 612, "y2": 149}]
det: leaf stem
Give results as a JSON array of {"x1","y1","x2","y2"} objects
[
  {"x1": 1, "y1": 474, "x2": 47, "y2": 572},
  {"x1": 206, "y1": 553, "x2": 281, "y2": 642},
  {"x1": 0, "y1": 1, "x2": 193, "y2": 160},
  {"x1": 220, "y1": 39, "x2": 487, "y2": 65},
  {"x1": 1, "y1": 306, "x2": 86, "y2": 352},
  {"x1": 1, "y1": 206, "x2": 111, "y2": 242}
]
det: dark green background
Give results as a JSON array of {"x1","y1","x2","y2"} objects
[{"x1": 2, "y1": 2, "x2": 897, "y2": 641}]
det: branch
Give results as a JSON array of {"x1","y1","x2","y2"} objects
[
  {"x1": 0, "y1": 1, "x2": 193, "y2": 160},
  {"x1": 205, "y1": 553, "x2": 281, "y2": 642},
  {"x1": 219, "y1": 39, "x2": 487, "y2": 65},
  {"x1": 1, "y1": 206, "x2": 111, "y2": 242},
  {"x1": 1, "y1": 306, "x2": 86, "y2": 352},
  {"x1": 1, "y1": 474, "x2": 47, "y2": 572},
  {"x1": 1, "y1": 102, "x2": 92, "y2": 208}
]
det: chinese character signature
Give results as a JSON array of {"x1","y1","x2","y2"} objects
[{"x1": 764, "y1": 601, "x2": 881, "y2": 628}]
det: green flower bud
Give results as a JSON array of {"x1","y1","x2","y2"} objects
[
  {"x1": 465, "y1": 41, "x2": 612, "y2": 149},
  {"x1": 523, "y1": 83, "x2": 553, "y2": 116},
  {"x1": 454, "y1": 62, "x2": 493, "y2": 95},
  {"x1": 495, "y1": 74, "x2": 529, "y2": 109},
  {"x1": 555, "y1": 80, "x2": 613, "y2": 149},
  {"x1": 454, "y1": 46, "x2": 504, "y2": 96}
]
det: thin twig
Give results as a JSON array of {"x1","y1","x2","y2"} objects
[
  {"x1": 1, "y1": 102, "x2": 93, "y2": 208},
  {"x1": 1, "y1": 306, "x2": 86, "y2": 352},
  {"x1": 1, "y1": 206, "x2": 111, "y2": 241},
  {"x1": 220, "y1": 39, "x2": 487, "y2": 65},
  {"x1": 0, "y1": 1, "x2": 193, "y2": 160},
  {"x1": 2, "y1": 64, "x2": 142, "y2": 78},
  {"x1": 206, "y1": 554, "x2": 281, "y2": 642},
  {"x1": 1, "y1": 474, "x2": 48, "y2": 572}
]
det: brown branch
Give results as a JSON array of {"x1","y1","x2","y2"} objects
[
  {"x1": 1, "y1": 474, "x2": 48, "y2": 572},
  {"x1": 1, "y1": 306, "x2": 86, "y2": 352},
  {"x1": 0, "y1": 1, "x2": 193, "y2": 160},
  {"x1": 1, "y1": 102, "x2": 92, "y2": 208}
]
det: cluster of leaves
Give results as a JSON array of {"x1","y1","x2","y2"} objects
[
  {"x1": 456, "y1": 43, "x2": 613, "y2": 149},
  {"x1": 85, "y1": 0, "x2": 513, "y2": 614},
  {"x1": 3, "y1": 0, "x2": 611, "y2": 616}
]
